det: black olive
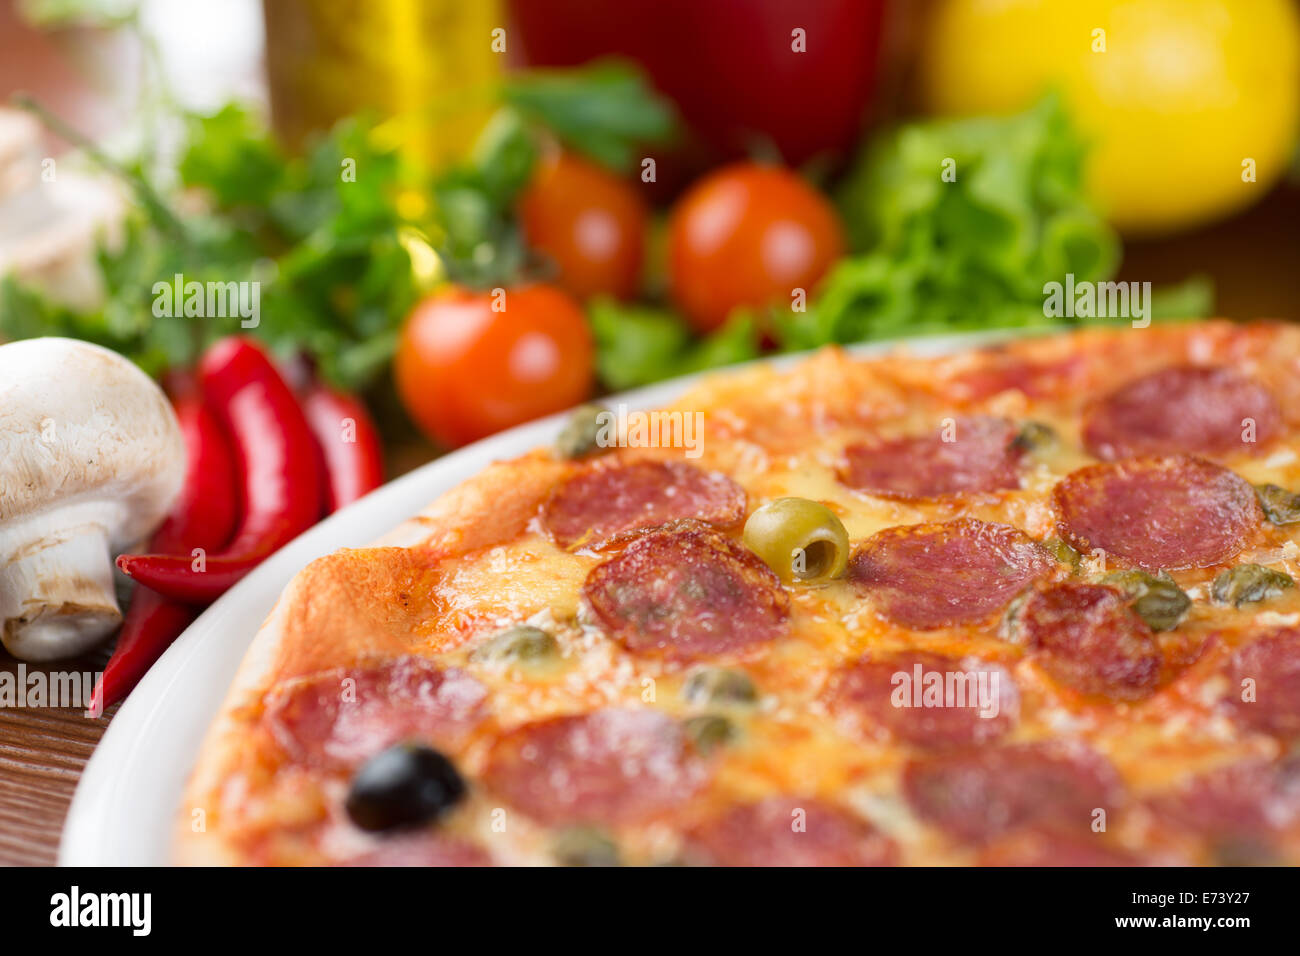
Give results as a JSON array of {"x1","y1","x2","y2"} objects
[
  {"x1": 1100, "y1": 570, "x2": 1191, "y2": 632},
  {"x1": 1211, "y1": 563, "x2": 1295, "y2": 608},
  {"x1": 681, "y1": 667, "x2": 757, "y2": 707},
  {"x1": 554, "y1": 404, "x2": 610, "y2": 459},
  {"x1": 552, "y1": 827, "x2": 620, "y2": 867},
  {"x1": 683, "y1": 714, "x2": 736, "y2": 754},
  {"x1": 1254, "y1": 483, "x2": 1300, "y2": 525},
  {"x1": 471, "y1": 624, "x2": 559, "y2": 665},
  {"x1": 345, "y1": 743, "x2": 466, "y2": 832}
]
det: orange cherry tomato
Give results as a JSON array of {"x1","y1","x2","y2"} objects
[
  {"x1": 518, "y1": 151, "x2": 649, "y2": 300},
  {"x1": 667, "y1": 162, "x2": 846, "y2": 333},
  {"x1": 395, "y1": 284, "x2": 594, "y2": 448}
]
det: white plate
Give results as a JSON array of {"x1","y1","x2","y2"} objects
[{"x1": 59, "y1": 330, "x2": 1021, "y2": 865}]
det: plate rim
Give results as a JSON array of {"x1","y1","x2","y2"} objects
[{"x1": 58, "y1": 328, "x2": 1029, "y2": 866}]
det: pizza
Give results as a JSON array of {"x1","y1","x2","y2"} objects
[{"x1": 178, "y1": 319, "x2": 1300, "y2": 866}]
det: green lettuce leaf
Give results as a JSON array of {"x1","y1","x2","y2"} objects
[
  {"x1": 785, "y1": 94, "x2": 1127, "y2": 348},
  {"x1": 589, "y1": 299, "x2": 759, "y2": 391}
]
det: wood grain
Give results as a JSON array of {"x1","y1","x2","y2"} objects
[{"x1": 0, "y1": 649, "x2": 116, "y2": 867}]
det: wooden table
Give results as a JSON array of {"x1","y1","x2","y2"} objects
[{"x1": 0, "y1": 648, "x2": 116, "y2": 866}]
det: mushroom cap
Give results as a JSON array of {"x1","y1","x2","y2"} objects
[
  {"x1": 0, "y1": 338, "x2": 186, "y2": 658},
  {"x1": 0, "y1": 337, "x2": 185, "y2": 543}
]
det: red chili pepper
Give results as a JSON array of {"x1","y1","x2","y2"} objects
[
  {"x1": 302, "y1": 383, "x2": 385, "y2": 512},
  {"x1": 117, "y1": 337, "x2": 325, "y2": 603},
  {"x1": 91, "y1": 396, "x2": 238, "y2": 712}
]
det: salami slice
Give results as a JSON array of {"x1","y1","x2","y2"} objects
[
  {"x1": 1151, "y1": 756, "x2": 1300, "y2": 843},
  {"x1": 1010, "y1": 583, "x2": 1162, "y2": 701},
  {"x1": 1083, "y1": 365, "x2": 1280, "y2": 461},
  {"x1": 1053, "y1": 456, "x2": 1261, "y2": 571},
  {"x1": 341, "y1": 835, "x2": 492, "y2": 867},
  {"x1": 903, "y1": 740, "x2": 1124, "y2": 844},
  {"x1": 848, "y1": 518, "x2": 1055, "y2": 630},
  {"x1": 683, "y1": 796, "x2": 897, "y2": 867},
  {"x1": 542, "y1": 459, "x2": 746, "y2": 550},
  {"x1": 583, "y1": 526, "x2": 789, "y2": 658},
  {"x1": 825, "y1": 652, "x2": 1018, "y2": 748},
  {"x1": 841, "y1": 415, "x2": 1023, "y2": 499},
  {"x1": 1222, "y1": 628, "x2": 1300, "y2": 736},
  {"x1": 265, "y1": 656, "x2": 487, "y2": 769},
  {"x1": 482, "y1": 708, "x2": 708, "y2": 826}
]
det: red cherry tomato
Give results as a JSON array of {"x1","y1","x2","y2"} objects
[
  {"x1": 519, "y1": 151, "x2": 650, "y2": 300},
  {"x1": 395, "y1": 284, "x2": 594, "y2": 448},
  {"x1": 667, "y1": 162, "x2": 846, "y2": 333}
]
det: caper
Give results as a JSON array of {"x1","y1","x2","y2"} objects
[
  {"x1": 683, "y1": 714, "x2": 736, "y2": 754},
  {"x1": 1041, "y1": 536, "x2": 1082, "y2": 570},
  {"x1": 681, "y1": 667, "x2": 757, "y2": 708},
  {"x1": 742, "y1": 497, "x2": 850, "y2": 585},
  {"x1": 1211, "y1": 563, "x2": 1295, "y2": 608},
  {"x1": 553, "y1": 827, "x2": 620, "y2": 867},
  {"x1": 1101, "y1": 570, "x2": 1190, "y2": 632},
  {"x1": 1012, "y1": 421, "x2": 1058, "y2": 454},
  {"x1": 999, "y1": 591, "x2": 1031, "y2": 644},
  {"x1": 1254, "y1": 483, "x2": 1300, "y2": 525},
  {"x1": 554, "y1": 403, "x2": 611, "y2": 460},
  {"x1": 471, "y1": 624, "x2": 558, "y2": 665}
]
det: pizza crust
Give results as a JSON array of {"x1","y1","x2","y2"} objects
[{"x1": 176, "y1": 451, "x2": 573, "y2": 864}]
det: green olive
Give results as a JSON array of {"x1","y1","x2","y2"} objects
[
  {"x1": 1254, "y1": 483, "x2": 1300, "y2": 525},
  {"x1": 1012, "y1": 421, "x2": 1058, "y2": 454},
  {"x1": 554, "y1": 403, "x2": 610, "y2": 460},
  {"x1": 681, "y1": 667, "x2": 757, "y2": 708},
  {"x1": 683, "y1": 714, "x2": 736, "y2": 755},
  {"x1": 1100, "y1": 570, "x2": 1190, "y2": 632},
  {"x1": 470, "y1": 624, "x2": 558, "y2": 666},
  {"x1": 742, "y1": 497, "x2": 850, "y2": 585},
  {"x1": 1211, "y1": 563, "x2": 1295, "y2": 608},
  {"x1": 552, "y1": 827, "x2": 620, "y2": 867}
]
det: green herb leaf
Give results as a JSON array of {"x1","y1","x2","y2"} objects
[
  {"x1": 502, "y1": 60, "x2": 676, "y2": 173},
  {"x1": 179, "y1": 103, "x2": 287, "y2": 212}
]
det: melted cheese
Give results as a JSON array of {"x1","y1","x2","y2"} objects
[{"x1": 234, "y1": 324, "x2": 1300, "y2": 865}]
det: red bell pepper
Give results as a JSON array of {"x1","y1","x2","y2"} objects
[
  {"x1": 90, "y1": 395, "x2": 238, "y2": 712},
  {"x1": 302, "y1": 382, "x2": 385, "y2": 512},
  {"x1": 117, "y1": 337, "x2": 325, "y2": 603}
]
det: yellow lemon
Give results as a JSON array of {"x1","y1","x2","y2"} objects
[{"x1": 918, "y1": 0, "x2": 1300, "y2": 234}]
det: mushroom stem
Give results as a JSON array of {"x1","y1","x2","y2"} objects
[{"x1": 0, "y1": 502, "x2": 124, "y2": 661}]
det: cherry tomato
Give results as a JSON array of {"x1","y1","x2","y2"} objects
[
  {"x1": 395, "y1": 284, "x2": 594, "y2": 448},
  {"x1": 667, "y1": 162, "x2": 846, "y2": 333},
  {"x1": 518, "y1": 152, "x2": 649, "y2": 300}
]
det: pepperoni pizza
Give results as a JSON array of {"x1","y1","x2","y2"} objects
[{"x1": 178, "y1": 320, "x2": 1300, "y2": 866}]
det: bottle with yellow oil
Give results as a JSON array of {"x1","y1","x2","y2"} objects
[{"x1": 262, "y1": 0, "x2": 502, "y2": 168}]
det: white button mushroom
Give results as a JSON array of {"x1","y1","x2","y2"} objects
[
  {"x1": 0, "y1": 338, "x2": 185, "y2": 661},
  {"x1": 0, "y1": 108, "x2": 124, "y2": 312}
]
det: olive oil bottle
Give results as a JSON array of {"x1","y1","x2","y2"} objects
[{"x1": 263, "y1": 0, "x2": 502, "y2": 167}]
